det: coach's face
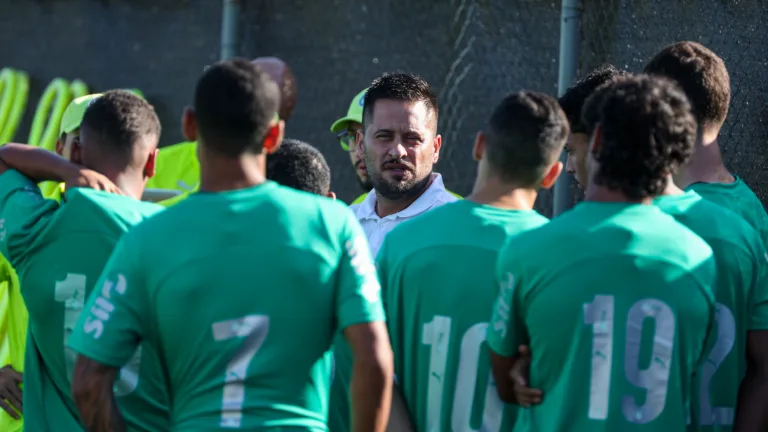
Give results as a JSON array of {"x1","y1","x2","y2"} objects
[
  {"x1": 565, "y1": 132, "x2": 589, "y2": 188},
  {"x1": 358, "y1": 99, "x2": 441, "y2": 200}
]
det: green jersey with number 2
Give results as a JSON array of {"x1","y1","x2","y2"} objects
[
  {"x1": 0, "y1": 169, "x2": 167, "y2": 432},
  {"x1": 656, "y1": 191, "x2": 768, "y2": 432},
  {"x1": 67, "y1": 182, "x2": 385, "y2": 431},
  {"x1": 487, "y1": 202, "x2": 717, "y2": 432},
  {"x1": 378, "y1": 200, "x2": 549, "y2": 431}
]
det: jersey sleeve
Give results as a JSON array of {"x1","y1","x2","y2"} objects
[
  {"x1": 486, "y1": 244, "x2": 529, "y2": 357},
  {"x1": 748, "y1": 241, "x2": 768, "y2": 330},
  {"x1": 335, "y1": 210, "x2": 385, "y2": 331},
  {"x1": 0, "y1": 169, "x2": 58, "y2": 266},
  {"x1": 67, "y1": 232, "x2": 149, "y2": 367}
]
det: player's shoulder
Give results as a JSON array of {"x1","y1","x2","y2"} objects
[
  {"x1": 388, "y1": 200, "x2": 467, "y2": 237},
  {"x1": 63, "y1": 189, "x2": 162, "y2": 223}
]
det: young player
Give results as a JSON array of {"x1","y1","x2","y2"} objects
[
  {"x1": 0, "y1": 90, "x2": 167, "y2": 431},
  {"x1": 487, "y1": 75, "x2": 716, "y2": 431},
  {"x1": 377, "y1": 91, "x2": 568, "y2": 431},
  {"x1": 266, "y1": 138, "x2": 336, "y2": 199},
  {"x1": 67, "y1": 59, "x2": 394, "y2": 432}
]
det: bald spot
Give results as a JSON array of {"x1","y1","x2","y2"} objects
[{"x1": 251, "y1": 57, "x2": 298, "y2": 121}]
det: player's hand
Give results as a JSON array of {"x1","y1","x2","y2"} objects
[
  {"x1": 510, "y1": 345, "x2": 543, "y2": 407},
  {"x1": 65, "y1": 169, "x2": 124, "y2": 195},
  {"x1": 0, "y1": 365, "x2": 23, "y2": 419}
]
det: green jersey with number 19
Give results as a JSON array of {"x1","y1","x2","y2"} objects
[
  {"x1": 67, "y1": 181, "x2": 385, "y2": 431},
  {"x1": 655, "y1": 191, "x2": 768, "y2": 432},
  {"x1": 0, "y1": 169, "x2": 167, "y2": 432},
  {"x1": 377, "y1": 200, "x2": 549, "y2": 431},
  {"x1": 487, "y1": 202, "x2": 717, "y2": 432}
]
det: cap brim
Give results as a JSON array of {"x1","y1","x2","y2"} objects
[{"x1": 330, "y1": 116, "x2": 361, "y2": 133}]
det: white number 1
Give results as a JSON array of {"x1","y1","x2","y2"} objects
[{"x1": 212, "y1": 315, "x2": 270, "y2": 428}]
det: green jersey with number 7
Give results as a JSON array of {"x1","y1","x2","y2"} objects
[
  {"x1": 487, "y1": 202, "x2": 717, "y2": 431},
  {"x1": 655, "y1": 191, "x2": 768, "y2": 432},
  {"x1": 0, "y1": 169, "x2": 166, "y2": 432},
  {"x1": 377, "y1": 200, "x2": 549, "y2": 431},
  {"x1": 67, "y1": 181, "x2": 386, "y2": 430}
]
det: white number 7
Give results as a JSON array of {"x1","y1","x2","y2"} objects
[{"x1": 212, "y1": 315, "x2": 270, "y2": 428}]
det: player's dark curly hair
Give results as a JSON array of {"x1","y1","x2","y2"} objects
[
  {"x1": 644, "y1": 41, "x2": 730, "y2": 130},
  {"x1": 558, "y1": 64, "x2": 630, "y2": 134},
  {"x1": 486, "y1": 91, "x2": 569, "y2": 186},
  {"x1": 581, "y1": 75, "x2": 697, "y2": 200},
  {"x1": 267, "y1": 139, "x2": 331, "y2": 196},
  {"x1": 363, "y1": 73, "x2": 438, "y2": 130},
  {"x1": 81, "y1": 89, "x2": 161, "y2": 160},
  {"x1": 194, "y1": 58, "x2": 280, "y2": 157}
]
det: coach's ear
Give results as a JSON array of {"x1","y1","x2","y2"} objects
[
  {"x1": 181, "y1": 107, "x2": 198, "y2": 142},
  {"x1": 540, "y1": 160, "x2": 563, "y2": 189},
  {"x1": 589, "y1": 123, "x2": 603, "y2": 155},
  {"x1": 472, "y1": 131, "x2": 485, "y2": 162}
]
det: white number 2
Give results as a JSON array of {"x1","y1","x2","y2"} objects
[
  {"x1": 583, "y1": 295, "x2": 675, "y2": 424},
  {"x1": 55, "y1": 273, "x2": 141, "y2": 395},
  {"x1": 698, "y1": 303, "x2": 735, "y2": 425},
  {"x1": 422, "y1": 316, "x2": 503, "y2": 432},
  {"x1": 211, "y1": 315, "x2": 270, "y2": 428}
]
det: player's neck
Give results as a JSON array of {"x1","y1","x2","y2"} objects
[
  {"x1": 468, "y1": 176, "x2": 536, "y2": 210},
  {"x1": 661, "y1": 177, "x2": 685, "y2": 197},
  {"x1": 584, "y1": 184, "x2": 653, "y2": 205},
  {"x1": 374, "y1": 175, "x2": 433, "y2": 217},
  {"x1": 199, "y1": 152, "x2": 267, "y2": 193},
  {"x1": 94, "y1": 167, "x2": 145, "y2": 200},
  {"x1": 676, "y1": 135, "x2": 734, "y2": 188}
]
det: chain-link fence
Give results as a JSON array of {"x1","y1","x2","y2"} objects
[{"x1": 0, "y1": 0, "x2": 765, "y2": 214}]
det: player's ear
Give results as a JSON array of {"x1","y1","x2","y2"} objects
[
  {"x1": 144, "y1": 148, "x2": 158, "y2": 178},
  {"x1": 431, "y1": 134, "x2": 442, "y2": 164},
  {"x1": 55, "y1": 134, "x2": 65, "y2": 156},
  {"x1": 181, "y1": 107, "x2": 198, "y2": 142},
  {"x1": 589, "y1": 123, "x2": 602, "y2": 155},
  {"x1": 472, "y1": 131, "x2": 485, "y2": 162},
  {"x1": 263, "y1": 119, "x2": 285, "y2": 155},
  {"x1": 327, "y1": 191, "x2": 336, "y2": 200},
  {"x1": 540, "y1": 160, "x2": 564, "y2": 189},
  {"x1": 70, "y1": 137, "x2": 83, "y2": 165}
]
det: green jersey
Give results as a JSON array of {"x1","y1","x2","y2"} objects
[
  {"x1": 67, "y1": 182, "x2": 385, "y2": 431},
  {"x1": 487, "y1": 202, "x2": 717, "y2": 432},
  {"x1": 687, "y1": 177, "x2": 768, "y2": 247},
  {"x1": 0, "y1": 169, "x2": 167, "y2": 432},
  {"x1": 377, "y1": 200, "x2": 548, "y2": 431},
  {"x1": 656, "y1": 192, "x2": 768, "y2": 432}
]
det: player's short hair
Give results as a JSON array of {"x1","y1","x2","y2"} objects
[
  {"x1": 363, "y1": 73, "x2": 438, "y2": 130},
  {"x1": 644, "y1": 41, "x2": 730, "y2": 129},
  {"x1": 266, "y1": 139, "x2": 331, "y2": 196},
  {"x1": 485, "y1": 91, "x2": 569, "y2": 186},
  {"x1": 558, "y1": 64, "x2": 630, "y2": 134},
  {"x1": 582, "y1": 75, "x2": 696, "y2": 200},
  {"x1": 80, "y1": 90, "x2": 161, "y2": 160},
  {"x1": 194, "y1": 58, "x2": 280, "y2": 157}
]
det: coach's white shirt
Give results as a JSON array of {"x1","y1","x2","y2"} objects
[{"x1": 349, "y1": 173, "x2": 458, "y2": 258}]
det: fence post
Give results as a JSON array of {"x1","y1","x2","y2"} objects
[
  {"x1": 553, "y1": 0, "x2": 582, "y2": 216},
  {"x1": 220, "y1": 0, "x2": 242, "y2": 61}
]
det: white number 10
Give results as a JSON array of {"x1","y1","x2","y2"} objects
[
  {"x1": 211, "y1": 315, "x2": 270, "y2": 428},
  {"x1": 583, "y1": 295, "x2": 675, "y2": 424}
]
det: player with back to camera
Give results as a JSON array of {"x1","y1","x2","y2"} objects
[
  {"x1": 487, "y1": 75, "x2": 717, "y2": 431},
  {"x1": 67, "y1": 58, "x2": 394, "y2": 432}
]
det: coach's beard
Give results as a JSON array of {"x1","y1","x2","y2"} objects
[{"x1": 373, "y1": 171, "x2": 432, "y2": 201}]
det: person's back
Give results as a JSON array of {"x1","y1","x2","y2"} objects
[
  {"x1": 687, "y1": 179, "x2": 768, "y2": 246},
  {"x1": 656, "y1": 191, "x2": 768, "y2": 432}
]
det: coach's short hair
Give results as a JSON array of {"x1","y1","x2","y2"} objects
[
  {"x1": 194, "y1": 58, "x2": 280, "y2": 157},
  {"x1": 644, "y1": 41, "x2": 730, "y2": 129},
  {"x1": 558, "y1": 64, "x2": 630, "y2": 134},
  {"x1": 582, "y1": 75, "x2": 696, "y2": 200},
  {"x1": 81, "y1": 90, "x2": 161, "y2": 160},
  {"x1": 485, "y1": 91, "x2": 569, "y2": 186},
  {"x1": 363, "y1": 73, "x2": 438, "y2": 130},
  {"x1": 267, "y1": 139, "x2": 331, "y2": 196}
]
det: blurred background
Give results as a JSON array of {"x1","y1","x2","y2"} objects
[{"x1": 0, "y1": 0, "x2": 766, "y2": 213}]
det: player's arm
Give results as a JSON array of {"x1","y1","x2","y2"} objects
[
  {"x1": 0, "y1": 143, "x2": 122, "y2": 193},
  {"x1": 337, "y1": 214, "x2": 394, "y2": 432},
  {"x1": 68, "y1": 234, "x2": 147, "y2": 432}
]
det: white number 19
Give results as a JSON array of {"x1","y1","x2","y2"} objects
[{"x1": 211, "y1": 315, "x2": 270, "y2": 428}]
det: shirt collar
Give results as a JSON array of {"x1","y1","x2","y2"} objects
[{"x1": 356, "y1": 173, "x2": 449, "y2": 221}]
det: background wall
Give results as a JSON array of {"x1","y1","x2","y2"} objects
[{"x1": 1, "y1": 0, "x2": 766, "y2": 212}]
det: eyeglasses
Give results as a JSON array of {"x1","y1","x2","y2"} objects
[{"x1": 336, "y1": 129, "x2": 359, "y2": 151}]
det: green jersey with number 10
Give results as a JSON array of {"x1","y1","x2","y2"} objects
[
  {"x1": 0, "y1": 169, "x2": 167, "y2": 432},
  {"x1": 67, "y1": 182, "x2": 385, "y2": 431},
  {"x1": 656, "y1": 191, "x2": 768, "y2": 432},
  {"x1": 378, "y1": 200, "x2": 549, "y2": 431},
  {"x1": 487, "y1": 202, "x2": 717, "y2": 432}
]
